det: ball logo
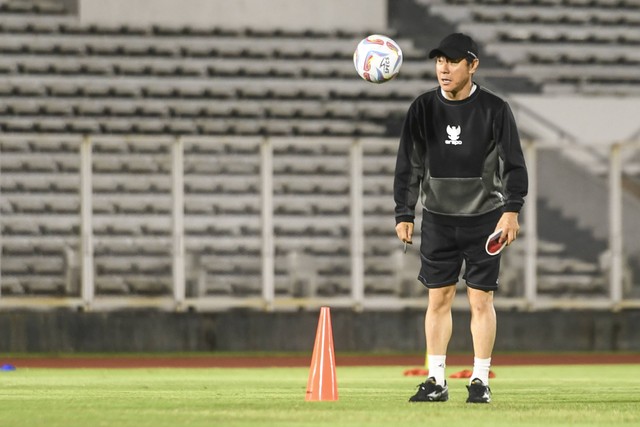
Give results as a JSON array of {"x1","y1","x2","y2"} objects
[{"x1": 380, "y1": 56, "x2": 391, "y2": 74}]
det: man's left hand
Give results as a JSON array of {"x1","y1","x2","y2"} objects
[{"x1": 495, "y1": 212, "x2": 520, "y2": 246}]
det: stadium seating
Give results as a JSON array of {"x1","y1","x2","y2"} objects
[
  {"x1": 0, "y1": 5, "x2": 435, "y2": 138},
  {"x1": 0, "y1": 0, "x2": 626, "y2": 303},
  {"x1": 423, "y1": 0, "x2": 640, "y2": 94}
]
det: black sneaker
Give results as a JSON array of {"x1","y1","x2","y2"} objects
[
  {"x1": 466, "y1": 378, "x2": 491, "y2": 403},
  {"x1": 409, "y1": 377, "x2": 449, "y2": 402}
]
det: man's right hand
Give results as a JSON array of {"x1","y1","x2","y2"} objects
[{"x1": 395, "y1": 222, "x2": 414, "y2": 244}]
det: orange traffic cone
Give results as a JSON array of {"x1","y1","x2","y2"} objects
[{"x1": 305, "y1": 306, "x2": 338, "y2": 401}]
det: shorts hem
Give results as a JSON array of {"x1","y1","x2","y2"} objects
[
  {"x1": 466, "y1": 281, "x2": 498, "y2": 292},
  {"x1": 418, "y1": 275, "x2": 458, "y2": 289}
]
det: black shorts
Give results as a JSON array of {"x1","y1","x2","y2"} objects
[{"x1": 418, "y1": 213, "x2": 501, "y2": 291}]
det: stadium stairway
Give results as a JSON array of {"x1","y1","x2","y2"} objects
[
  {"x1": 390, "y1": 0, "x2": 542, "y2": 94},
  {"x1": 421, "y1": 0, "x2": 640, "y2": 95}
]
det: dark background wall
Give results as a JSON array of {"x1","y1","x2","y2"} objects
[{"x1": 1, "y1": 309, "x2": 638, "y2": 353}]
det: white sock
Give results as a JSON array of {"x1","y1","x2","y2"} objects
[
  {"x1": 471, "y1": 357, "x2": 491, "y2": 385},
  {"x1": 427, "y1": 355, "x2": 447, "y2": 386}
]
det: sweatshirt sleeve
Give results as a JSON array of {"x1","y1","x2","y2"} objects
[
  {"x1": 496, "y1": 102, "x2": 528, "y2": 213},
  {"x1": 393, "y1": 104, "x2": 425, "y2": 224}
]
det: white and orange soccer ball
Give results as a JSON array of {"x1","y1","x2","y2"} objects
[{"x1": 353, "y1": 34, "x2": 403, "y2": 83}]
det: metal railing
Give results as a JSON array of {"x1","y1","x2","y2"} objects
[{"x1": 1, "y1": 134, "x2": 639, "y2": 311}]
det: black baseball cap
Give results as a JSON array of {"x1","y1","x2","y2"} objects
[{"x1": 428, "y1": 33, "x2": 479, "y2": 62}]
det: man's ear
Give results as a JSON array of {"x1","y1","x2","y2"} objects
[{"x1": 469, "y1": 58, "x2": 480, "y2": 74}]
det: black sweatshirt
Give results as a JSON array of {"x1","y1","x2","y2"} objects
[{"x1": 394, "y1": 85, "x2": 528, "y2": 226}]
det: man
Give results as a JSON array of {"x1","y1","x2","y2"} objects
[{"x1": 394, "y1": 33, "x2": 528, "y2": 404}]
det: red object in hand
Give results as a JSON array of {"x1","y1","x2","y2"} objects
[{"x1": 485, "y1": 229, "x2": 506, "y2": 256}]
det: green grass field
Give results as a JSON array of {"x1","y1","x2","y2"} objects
[{"x1": 1, "y1": 365, "x2": 639, "y2": 427}]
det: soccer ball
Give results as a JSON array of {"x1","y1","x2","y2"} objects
[{"x1": 353, "y1": 35, "x2": 403, "y2": 83}]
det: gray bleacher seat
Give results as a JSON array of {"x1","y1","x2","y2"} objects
[
  {"x1": 0, "y1": 277, "x2": 27, "y2": 295},
  {"x1": 122, "y1": 137, "x2": 171, "y2": 153},
  {"x1": 2, "y1": 256, "x2": 34, "y2": 275},
  {"x1": 7, "y1": 195, "x2": 48, "y2": 213},
  {"x1": 210, "y1": 195, "x2": 259, "y2": 215},
  {"x1": 0, "y1": 81, "x2": 14, "y2": 95},
  {"x1": 36, "y1": 117, "x2": 69, "y2": 132},
  {"x1": 2, "y1": 217, "x2": 41, "y2": 235},
  {"x1": 93, "y1": 217, "x2": 140, "y2": 236},
  {"x1": 184, "y1": 197, "x2": 215, "y2": 215},
  {"x1": 1, "y1": 238, "x2": 42, "y2": 256},
  {"x1": 41, "y1": 102, "x2": 74, "y2": 116},
  {"x1": 91, "y1": 137, "x2": 129, "y2": 153},
  {"x1": 185, "y1": 174, "x2": 259, "y2": 195},
  {"x1": 113, "y1": 61, "x2": 148, "y2": 76},
  {"x1": 95, "y1": 255, "x2": 170, "y2": 275},
  {"x1": 110, "y1": 84, "x2": 139, "y2": 98},
  {"x1": 322, "y1": 103, "x2": 359, "y2": 120},
  {"x1": 91, "y1": 156, "x2": 128, "y2": 173},
  {"x1": 170, "y1": 103, "x2": 205, "y2": 118},
  {"x1": 23, "y1": 135, "x2": 76, "y2": 155},
  {"x1": 189, "y1": 215, "x2": 261, "y2": 236},
  {"x1": 77, "y1": 61, "x2": 112, "y2": 76},
  {"x1": 10, "y1": 276, "x2": 66, "y2": 295},
  {"x1": 2, "y1": 152, "x2": 58, "y2": 172},
  {"x1": 273, "y1": 175, "x2": 349, "y2": 195},
  {"x1": 30, "y1": 255, "x2": 65, "y2": 274},
  {"x1": 106, "y1": 102, "x2": 137, "y2": 116},
  {"x1": 0, "y1": 60, "x2": 15, "y2": 74},
  {"x1": 0, "y1": 136, "x2": 30, "y2": 152},
  {"x1": 47, "y1": 81, "x2": 82, "y2": 96},
  {"x1": 137, "y1": 102, "x2": 169, "y2": 117},
  {"x1": 99, "y1": 118, "x2": 135, "y2": 134},
  {"x1": 78, "y1": 82, "x2": 108, "y2": 97},
  {"x1": 75, "y1": 103, "x2": 106, "y2": 116},
  {"x1": 183, "y1": 219, "x2": 231, "y2": 236},
  {"x1": 120, "y1": 41, "x2": 177, "y2": 58},
  {"x1": 213, "y1": 102, "x2": 264, "y2": 118},
  {"x1": 0, "y1": 39, "x2": 27, "y2": 55},
  {"x1": 38, "y1": 217, "x2": 78, "y2": 235},
  {"x1": 132, "y1": 118, "x2": 166, "y2": 134},
  {"x1": 94, "y1": 276, "x2": 129, "y2": 294},
  {"x1": 0, "y1": 17, "x2": 57, "y2": 34},
  {"x1": 9, "y1": 100, "x2": 40, "y2": 115},
  {"x1": 198, "y1": 120, "x2": 233, "y2": 135},
  {"x1": 14, "y1": 80, "x2": 47, "y2": 96},
  {"x1": 109, "y1": 195, "x2": 170, "y2": 215},
  {"x1": 274, "y1": 154, "x2": 348, "y2": 175},
  {"x1": 0, "y1": 196, "x2": 15, "y2": 214},
  {"x1": 274, "y1": 215, "x2": 348, "y2": 238},
  {"x1": 121, "y1": 276, "x2": 172, "y2": 295},
  {"x1": 33, "y1": 0, "x2": 67, "y2": 14},
  {"x1": 2, "y1": 172, "x2": 76, "y2": 192},
  {"x1": 141, "y1": 83, "x2": 176, "y2": 98},
  {"x1": 166, "y1": 120, "x2": 198, "y2": 135},
  {"x1": 1, "y1": 1, "x2": 35, "y2": 14},
  {"x1": 53, "y1": 61, "x2": 86, "y2": 75}
]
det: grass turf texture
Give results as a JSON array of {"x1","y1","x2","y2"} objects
[{"x1": 1, "y1": 365, "x2": 639, "y2": 427}]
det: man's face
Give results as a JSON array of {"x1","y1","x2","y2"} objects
[{"x1": 435, "y1": 56, "x2": 478, "y2": 97}]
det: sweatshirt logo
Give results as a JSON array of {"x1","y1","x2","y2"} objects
[{"x1": 445, "y1": 125, "x2": 462, "y2": 145}]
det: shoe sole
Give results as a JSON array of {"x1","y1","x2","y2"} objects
[{"x1": 409, "y1": 392, "x2": 449, "y2": 402}]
